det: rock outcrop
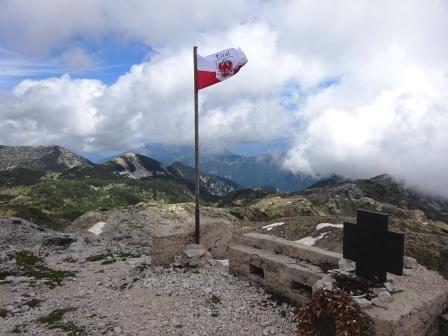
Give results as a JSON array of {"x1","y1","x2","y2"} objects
[{"x1": 0, "y1": 145, "x2": 93, "y2": 172}]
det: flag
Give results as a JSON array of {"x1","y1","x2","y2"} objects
[{"x1": 196, "y1": 48, "x2": 248, "y2": 90}]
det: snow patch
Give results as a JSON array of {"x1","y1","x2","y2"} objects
[
  {"x1": 216, "y1": 259, "x2": 229, "y2": 267},
  {"x1": 296, "y1": 233, "x2": 327, "y2": 246},
  {"x1": 262, "y1": 222, "x2": 285, "y2": 231},
  {"x1": 316, "y1": 223, "x2": 343, "y2": 231},
  {"x1": 88, "y1": 221, "x2": 106, "y2": 235}
]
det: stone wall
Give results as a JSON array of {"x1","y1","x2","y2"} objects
[{"x1": 151, "y1": 220, "x2": 235, "y2": 265}]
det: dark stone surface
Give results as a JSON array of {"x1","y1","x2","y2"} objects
[
  {"x1": 343, "y1": 209, "x2": 404, "y2": 282},
  {"x1": 441, "y1": 314, "x2": 448, "y2": 336}
]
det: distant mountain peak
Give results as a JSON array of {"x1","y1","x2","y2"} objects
[
  {"x1": 0, "y1": 144, "x2": 93, "y2": 172},
  {"x1": 112, "y1": 152, "x2": 168, "y2": 179}
]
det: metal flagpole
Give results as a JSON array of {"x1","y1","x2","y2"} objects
[{"x1": 193, "y1": 46, "x2": 200, "y2": 244}]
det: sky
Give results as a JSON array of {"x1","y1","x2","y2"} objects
[{"x1": 0, "y1": 0, "x2": 447, "y2": 197}]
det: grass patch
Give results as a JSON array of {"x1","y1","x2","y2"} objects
[
  {"x1": 36, "y1": 308, "x2": 86, "y2": 335},
  {"x1": 85, "y1": 253, "x2": 113, "y2": 262},
  {"x1": 118, "y1": 252, "x2": 141, "y2": 259},
  {"x1": 56, "y1": 322, "x2": 86, "y2": 335},
  {"x1": 36, "y1": 308, "x2": 74, "y2": 325},
  {"x1": 14, "y1": 251, "x2": 75, "y2": 287},
  {"x1": 100, "y1": 259, "x2": 116, "y2": 265},
  {"x1": 24, "y1": 298, "x2": 42, "y2": 308},
  {"x1": 15, "y1": 251, "x2": 41, "y2": 267},
  {"x1": 25, "y1": 267, "x2": 75, "y2": 286},
  {"x1": 86, "y1": 252, "x2": 140, "y2": 265}
]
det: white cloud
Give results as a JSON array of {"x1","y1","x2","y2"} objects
[
  {"x1": 60, "y1": 47, "x2": 96, "y2": 73},
  {"x1": 0, "y1": 0, "x2": 448, "y2": 196},
  {"x1": 0, "y1": 23, "x2": 294, "y2": 153}
]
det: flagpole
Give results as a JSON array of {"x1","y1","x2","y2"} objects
[{"x1": 193, "y1": 46, "x2": 200, "y2": 244}]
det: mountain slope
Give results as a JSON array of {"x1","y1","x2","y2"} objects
[
  {"x1": 0, "y1": 145, "x2": 93, "y2": 172},
  {"x1": 167, "y1": 161, "x2": 239, "y2": 196},
  {"x1": 63, "y1": 153, "x2": 239, "y2": 198},
  {"x1": 181, "y1": 152, "x2": 317, "y2": 192},
  {"x1": 64, "y1": 153, "x2": 171, "y2": 180}
]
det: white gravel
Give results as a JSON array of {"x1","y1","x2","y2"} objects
[{"x1": 0, "y1": 218, "x2": 298, "y2": 336}]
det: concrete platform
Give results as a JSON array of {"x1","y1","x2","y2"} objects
[
  {"x1": 233, "y1": 232, "x2": 340, "y2": 268},
  {"x1": 229, "y1": 232, "x2": 448, "y2": 336},
  {"x1": 229, "y1": 244, "x2": 325, "y2": 303},
  {"x1": 229, "y1": 232, "x2": 339, "y2": 304}
]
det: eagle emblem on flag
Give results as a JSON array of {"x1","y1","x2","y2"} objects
[
  {"x1": 196, "y1": 47, "x2": 247, "y2": 90},
  {"x1": 216, "y1": 58, "x2": 235, "y2": 81}
]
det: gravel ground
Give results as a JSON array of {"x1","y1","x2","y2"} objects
[{"x1": 0, "y1": 218, "x2": 297, "y2": 336}]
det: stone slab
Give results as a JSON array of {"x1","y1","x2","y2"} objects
[
  {"x1": 152, "y1": 232, "x2": 192, "y2": 266},
  {"x1": 229, "y1": 244, "x2": 325, "y2": 304},
  {"x1": 233, "y1": 232, "x2": 341, "y2": 268},
  {"x1": 361, "y1": 265, "x2": 448, "y2": 336}
]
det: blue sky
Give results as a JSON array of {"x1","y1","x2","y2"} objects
[{"x1": 0, "y1": 38, "x2": 150, "y2": 90}]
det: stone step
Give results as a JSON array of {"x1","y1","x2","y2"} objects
[
  {"x1": 234, "y1": 232, "x2": 341, "y2": 268},
  {"x1": 229, "y1": 244, "x2": 326, "y2": 304}
]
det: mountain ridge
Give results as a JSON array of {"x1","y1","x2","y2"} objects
[{"x1": 0, "y1": 145, "x2": 93, "y2": 172}]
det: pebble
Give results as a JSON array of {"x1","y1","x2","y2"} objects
[{"x1": 404, "y1": 256, "x2": 418, "y2": 269}]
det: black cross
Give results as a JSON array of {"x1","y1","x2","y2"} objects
[{"x1": 343, "y1": 209, "x2": 404, "y2": 282}]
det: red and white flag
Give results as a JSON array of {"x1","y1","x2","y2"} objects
[{"x1": 197, "y1": 48, "x2": 248, "y2": 90}]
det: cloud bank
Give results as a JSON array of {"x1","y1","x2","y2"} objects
[{"x1": 0, "y1": 0, "x2": 447, "y2": 196}]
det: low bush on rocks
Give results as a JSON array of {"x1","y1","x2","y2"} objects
[
  {"x1": 36, "y1": 308, "x2": 85, "y2": 335},
  {"x1": 297, "y1": 289, "x2": 364, "y2": 336},
  {"x1": 15, "y1": 252, "x2": 41, "y2": 267},
  {"x1": 24, "y1": 299, "x2": 41, "y2": 309},
  {"x1": 36, "y1": 308, "x2": 73, "y2": 325},
  {"x1": 14, "y1": 251, "x2": 75, "y2": 287}
]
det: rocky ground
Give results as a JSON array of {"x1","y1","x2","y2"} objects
[{"x1": 0, "y1": 217, "x2": 297, "y2": 336}]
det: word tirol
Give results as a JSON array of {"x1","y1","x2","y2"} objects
[{"x1": 215, "y1": 50, "x2": 232, "y2": 60}]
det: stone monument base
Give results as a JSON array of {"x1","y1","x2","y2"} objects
[{"x1": 229, "y1": 232, "x2": 448, "y2": 336}]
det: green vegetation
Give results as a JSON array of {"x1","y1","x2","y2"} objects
[
  {"x1": 0, "y1": 173, "x2": 194, "y2": 228},
  {"x1": 118, "y1": 252, "x2": 142, "y2": 259},
  {"x1": 85, "y1": 253, "x2": 113, "y2": 262},
  {"x1": 24, "y1": 298, "x2": 42, "y2": 309},
  {"x1": 15, "y1": 251, "x2": 41, "y2": 267},
  {"x1": 0, "y1": 308, "x2": 7, "y2": 318},
  {"x1": 86, "y1": 251, "x2": 141, "y2": 265},
  {"x1": 0, "y1": 168, "x2": 46, "y2": 187},
  {"x1": 56, "y1": 322, "x2": 86, "y2": 335},
  {"x1": 100, "y1": 259, "x2": 116, "y2": 265},
  {"x1": 14, "y1": 251, "x2": 75, "y2": 287},
  {"x1": 25, "y1": 267, "x2": 75, "y2": 287},
  {"x1": 36, "y1": 308, "x2": 70, "y2": 325},
  {"x1": 36, "y1": 307, "x2": 86, "y2": 335}
]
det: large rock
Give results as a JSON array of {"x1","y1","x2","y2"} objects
[{"x1": 68, "y1": 202, "x2": 238, "y2": 265}]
